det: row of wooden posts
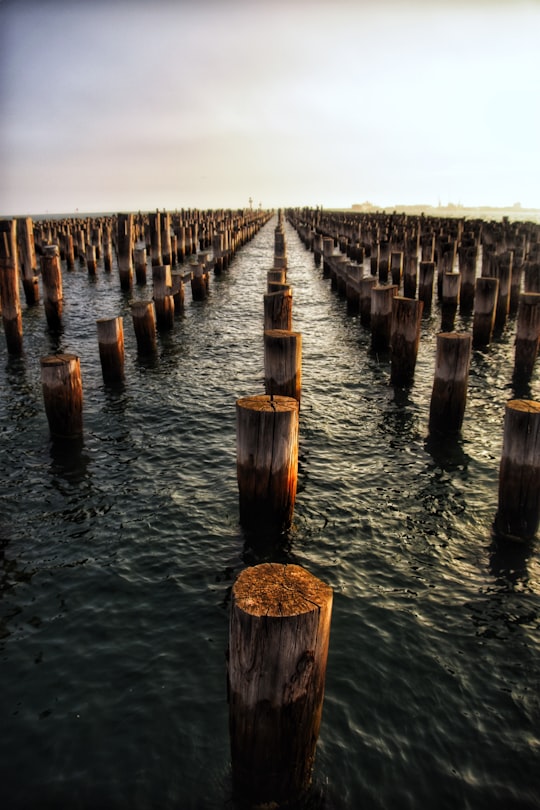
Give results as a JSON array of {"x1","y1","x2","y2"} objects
[
  {"x1": 232, "y1": 213, "x2": 331, "y2": 806},
  {"x1": 284, "y1": 208, "x2": 540, "y2": 545}
]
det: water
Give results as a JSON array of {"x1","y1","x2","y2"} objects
[{"x1": 0, "y1": 217, "x2": 538, "y2": 809}]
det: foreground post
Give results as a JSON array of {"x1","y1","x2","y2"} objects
[
  {"x1": 96, "y1": 317, "x2": 125, "y2": 382},
  {"x1": 264, "y1": 329, "x2": 302, "y2": 402},
  {"x1": 494, "y1": 400, "x2": 540, "y2": 541},
  {"x1": 0, "y1": 219, "x2": 23, "y2": 354},
  {"x1": 41, "y1": 354, "x2": 83, "y2": 438},
  {"x1": 236, "y1": 394, "x2": 299, "y2": 535},
  {"x1": 228, "y1": 562, "x2": 332, "y2": 808},
  {"x1": 428, "y1": 332, "x2": 472, "y2": 434}
]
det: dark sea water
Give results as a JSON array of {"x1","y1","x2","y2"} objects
[{"x1": 0, "y1": 216, "x2": 538, "y2": 810}]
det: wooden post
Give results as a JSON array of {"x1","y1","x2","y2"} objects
[
  {"x1": 264, "y1": 329, "x2": 302, "y2": 402},
  {"x1": 403, "y1": 254, "x2": 417, "y2": 298},
  {"x1": 152, "y1": 265, "x2": 175, "y2": 330},
  {"x1": 130, "y1": 301, "x2": 157, "y2": 354},
  {"x1": 390, "y1": 296, "x2": 423, "y2": 386},
  {"x1": 441, "y1": 272, "x2": 461, "y2": 331},
  {"x1": 371, "y1": 284, "x2": 398, "y2": 351},
  {"x1": 228, "y1": 562, "x2": 332, "y2": 808},
  {"x1": 360, "y1": 276, "x2": 376, "y2": 327},
  {"x1": 117, "y1": 213, "x2": 133, "y2": 290},
  {"x1": 429, "y1": 332, "x2": 472, "y2": 434},
  {"x1": 494, "y1": 400, "x2": 540, "y2": 541},
  {"x1": 458, "y1": 244, "x2": 478, "y2": 312},
  {"x1": 0, "y1": 219, "x2": 23, "y2": 354},
  {"x1": 102, "y1": 226, "x2": 113, "y2": 272},
  {"x1": 236, "y1": 394, "x2": 299, "y2": 534},
  {"x1": 390, "y1": 251, "x2": 403, "y2": 288},
  {"x1": 96, "y1": 317, "x2": 125, "y2": 383},
  {"x1": 264, "y1": 289, "x2": 292, "y2": 331},
  {"x1": 160, "y1": 211, "x2": 172, "y2": 266},
  {"x1": 17, "y1": 217, "x2": 39, "y2": 305},
  {"x1": 134, "y1": 242, "x2": 147, "y2": 285},
  {"x1": 65, "y1": 231, "x2": 75, "y2": 270},
  {"x1": 190, "y1": 261, "x2": 209, "y2": 301},
  {"x1": 40, "y1": 245, "x2": 63, "y2": 331},
  {"x1": 418, "y1": 261, "x2": 435, "y2": 309},
  {"x1": 171, "y1": 271, "x2": 185, "y2": 314},
  {"x1": 473, "y1": 277, "x2": 499, "y2": 348},
  {"x1": 513, "y1": 293, "x2": 540, "y2": 382},
  {"x1": 41, "y1": 354, "x2": 83, "y2": 438},
  {"x1": 85, "y1": 243, "x2": 97, "y2": 275},
  {"x1": 148, "y1": 211, "x2": 162, "y2": 266},
  {"x1": 491, "y1": 252, "x2": 513, "y2": 329}
]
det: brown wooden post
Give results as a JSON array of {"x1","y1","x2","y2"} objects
[
  {"x1": 494, "y1": 400, "x2": 540, "y2": 541},
  {"x1": 130, "y1": 300, "x2": 157, "y2": 354},
  {"x1": 117, "y1": 213, "x2": 133, "y2": 290},
  {"x1": 134, "y1": 242, "x2": 147, "y2": 285},
  {"x1": 0, "y1": 219, "x2": 23, "y2": 354},
  {"x1": 458, "y1": 243, "x2": 478, "y2": 312},
  {"x1": 390, "y1": 250, "x2": 403, "y2": 288},
  {"x1": 403, "y1": 253, "x2": 418, "y2": 298},
  {"x1": 190, "y1": 260, "x2": 209, "y2": 301},
  {"x1": 513, "y1": 293, "x2": 540, "y2": 382},
  {"x1": 371, "y1": 284, "x2": 398, "y2": 351},
  {"x1": 429, "y1": 332, "x2": 472, "y2": 434},
  {"x1": 390, "y1": 296, "x2": 423, "y2": 386},
  {"x1": 17, "y1": 217, "x2": 39, "y2": 305},
  {"x1": 96, "y1": 316, "x2": 125, "y2": 382},
  {"x1": 472, "y1": 277, "x2": 499, "y2": 348},
  {"x1": 492, "y1": 252, "x2": 513, "y2": 329},
  {"x1": 65, "y1": 231, "x2": 75, "y2": 270},
  {"x1": 264, "y1": 329, "x2": 302, "y2": 403},
  {"x1": 85, "y1": 243, "x2": 97, "y2": 275},
  {"x1": 40, "y1": 245, "x2": 63, "y2": 331},
  {"x1": 160, "y1": 211, "x2": 172, "y2": 266},
  {"x1": 441, "y1": 272, "x2": 461, "y2": 330},
  {"x1": 360, "y1": 275, "x2": 376, "y2": 327},
  {"x1": 41, "y1": 354, "x2": 83, "y2": 438},
  {"x1": 236, "y1": 394, "x2": 299, "y2": 534},
  {"x1": 228, "y1": 562, "x2": 332, "y2": 807},
  {"x1": 264, "y1": 289, "x2": 292, "y2": 331},
  {"x1": 418, "y1": 261, "x2": 435, "y2": 310},
  {"x1": 102, "y1": 224, "x2": 113, "y2": 272},
  {"x1": 148, "y1": 212, "x2": 162, "y2": 267},
  {"x1": 171, "y1": 270, "x2": 185, "y2": 314},
  {"x1": 152, "y1": 265, "x2": 175, "y2": 330}
]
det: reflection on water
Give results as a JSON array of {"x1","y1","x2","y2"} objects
[{"x1": 0, "y1": 216, "x2": 539, "y2": 810}]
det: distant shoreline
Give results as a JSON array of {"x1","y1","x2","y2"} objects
[{"x1": 347, "y1": 203, "x2": 540, "y2": 223}]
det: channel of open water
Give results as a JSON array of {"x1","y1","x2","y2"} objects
[{"x1": 0, "y1": 215, "x2": 538, "y2": 809}]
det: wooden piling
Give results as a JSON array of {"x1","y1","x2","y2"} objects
[
  {"x1": 360, "y1": 276, "x2": 376, "y2": 327},
  {"x1": 403, "y1": 254, "x2": 417, "y2": 298},
  {"x1": 418, "y1": 261, "x2": 435, "y2": 309},
  {"x1": 40, "y1": 245, "x2": 63, "y2": 331},
  {"x1": 494, "y1": 400, "x2": 540, "y2": 541},
  {"x1": 472, "y1": 277, "x2": 499, "y2": 348},
  {"x1": 41, "y1": 354, "x2": 83, "y2": 438},
  {"x1": 264, "y1": 329, "x2": 302, "y2": 402},
  {"x1": 171, "y1": 271, "x2": 185, "y2": 314},
  {"x1": 236, "y1": 394, "x2": 299, "y2": 534},
  {"x1": 390, "y1": 296, "x2": 424, "y2": 386},
  {"x1": 130, "y1": 300, "x2": 157, "y2": 354},
  {"x1": 0, "y1": 219, "x2": 23, "y2": 354},
  {"x1": 371, "y1": 284, "x2": 398, "y2": 351},
  {"x1": 17, "y1": 217, "x2": 39, "y2": 305},
  {"x1": 429, "y1": 332, "x2": 472, "y2": 434},
  {"x1": 513, "y1": 293, "x2": 540, "y2": 381},
  {"x1": 134, "y1": 243, "x2": 147, "y2": 285},
  {"x1": 96, "y1": 317, "x2": 125, "y2": 383},
  {"x1": 117, "y1": 213, "x2": 134, "y2": 290},
  {"x1": 228, "y1": 562, "x2": 332, "y2": 808},
  {"x1": 85, "y1": 243, "x2": 97, "y2": 275},
  {"x1": 152, "y1": 265, "x2": 175, "y2": 330},
  {"x1": 264, "y1": 288, "x2": 292, "y2": 331}
]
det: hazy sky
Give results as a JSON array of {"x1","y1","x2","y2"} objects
[{"x1": 1, "y1": 0, "x2": 539, "y2": 215}]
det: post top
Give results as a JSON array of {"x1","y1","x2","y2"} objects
[
  {"x1": 236, "y1": 394, "x2": 299, "y2": 414},
  {"x1": 506, "y1": 399, "x2": 540, "y2": 413},
  {"x1": 233, "y1": 563, "x2": 332, "y2": 617}
]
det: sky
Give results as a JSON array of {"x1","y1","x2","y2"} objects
[{"x1": 1, "y1": 0, "x2": 539, "y2": 216}]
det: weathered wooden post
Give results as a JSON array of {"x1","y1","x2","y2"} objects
[
  {"x1": 40, "y1": 245, "x2": 64, "y2": 331},
  {"x1": 264, "y1": 289, "x2": 292, "y2": 331},
  {"x1": 160, "y1": 211, "x2": 172, "y2": 266},
  {"x1": 148, "y1": 211, "x2": 162, "y2": 266},
  {"x1": 17, "y1": 217, "x2": 39, "y2": 305},
  {"x1": 85, "y1": 243, "x2": 97, "y2": 275},
  {"x1": 134, "y1": 242, "x2": 147, "y2": 285},
  {"x1": 428, "y1": 333, "x2": 472, "y2": 434},
  {"x1": 152, "y1": 265, "x2": 175, "y2": 330},
  {"x1": 458, "y1": 243, "x2": 478, "y2": 312},
  {"x1": 472, "y1": 277, "x2": 499, "y2": 348},
  {"x1": 441, "y1": 272, "x2": 461, "y2": 331},
  {"x1": 102, "y1": 225, "x2": 113, "y2": 272},
  {"x1": 494, "y1": 400, "x2": 540, "y2": 541},
  {"x1": 190, "y1": 260, "x2": 209, "y2": 301},
  {"x1": 403, "y1": 253, "x2": 418, "y2": 298},
  {"x1": 41, "y1": 354, "x2": 83, "y2": 438},
  {"x1": 228, "y1": 562, "x2": 333, "y2": 808},
  {"x1": 371, "y1": 284, "x2": 398, "y2": 351},
  {"x1": 236, "y1": 394, "x2": 299, "y2": 535},
  {"x1": 117, "y1": 213, "x2": 133, "y2": 291},
  {"x1": 360, "y1": 275, "x2": 376, "y2": 327},
  {"x1": 491, "y1": 252, "x2": 513, "y2": 329},
  {"x1": 171, "y1": 270, "x2": 185, "y2": 314},
  {"x1": 513, "y1": 293, "x2": 540, "y2": 382},
  {"x1": 390, "y1": 250, "x2": 403, "y2": 288},
  {"x1": 0, "y1": 219, "x2": 23, "y2": 354},
  {"x1": 264, "y1": 329, "x2": 302, "y2": 403},
  {"x1": 96, "y1": 317, "x2": 125, "y2": 383},
  {"x1": 390, "y1": 296, "x2": 423, "y2": 386},
  {"x1": 65, "y1": 231, "x2": 75, "y2": 270},
  {"x1": 130, "y1": 301, "x2": 157, "y2": 355},
  {"x1": 418, "y1": 261, "x2": 435, "y2": 310}
]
